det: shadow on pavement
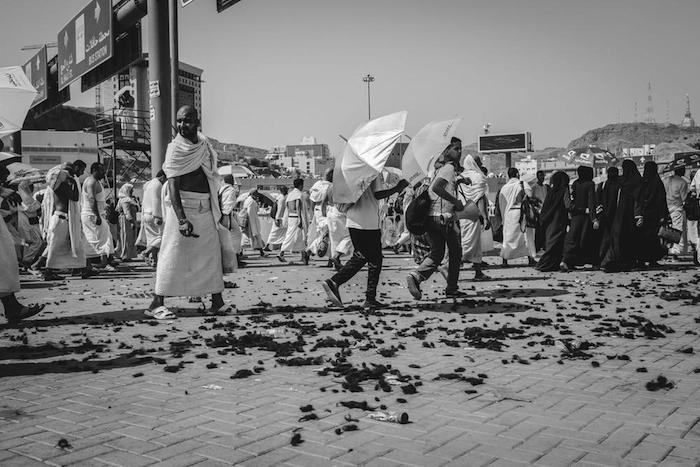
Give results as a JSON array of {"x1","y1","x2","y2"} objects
[
  {"x1": 484, "y1": 288, "x2": 571, "y2": 299},
  {"x1": 0, "y1": 352, "x2": 154, "y2": 378},
  {"x1": 0, "y1": 343, "x2": 107, "y2": 360},
  {"x1": 422, "y1": 299, "x2": 531, "y2": 314}
]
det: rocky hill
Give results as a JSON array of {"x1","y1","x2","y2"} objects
[
  {"x1": 207, "y1": 137, "x2": 268, "y2": 163},
  {"x1": 567, "y1": 123, "x2": 700, "y2": 151}
]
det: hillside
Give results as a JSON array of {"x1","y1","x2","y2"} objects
[
  {"x1": 207, "y1": 137, "x2": 268, "y2": 163},
  {"x1": 567, "y1": 123, "x2": 700, "y2": 151}
]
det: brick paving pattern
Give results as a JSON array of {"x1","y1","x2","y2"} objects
[{"x1": 1, "y1": 254, "x2": 699, "y2": 466}]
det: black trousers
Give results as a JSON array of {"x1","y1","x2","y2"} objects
[{"x1": 331, "y1": 228, "x2": 382, "y2": 300}]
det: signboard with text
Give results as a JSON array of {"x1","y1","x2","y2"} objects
[
  {"x1": 23, "y1": 46, "x2": 48, "y2": 108},
  {"x1": 57, "y1": 0, "x2": 113, "y2": 90},
  {"x1": 27, "y1": 55, "x2": 71, "y2": 119},
  {"x1": 478, "y1": 132, "x2": 532, "y2": 154},
  {"x1": 81, "y1": 24, "x2": 142, "y2": 92},
  {"x1": 217, "y1": 0, "x2": 242, "y2": 13}
]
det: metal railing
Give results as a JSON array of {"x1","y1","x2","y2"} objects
[{"x1": 96, "y1": 108, "x2": 151, "y2": 148}]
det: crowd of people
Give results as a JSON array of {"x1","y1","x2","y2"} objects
[{"x1": 2, "y1": 106, "x2": 699, "y2": 323}]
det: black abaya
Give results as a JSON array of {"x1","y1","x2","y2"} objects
[
  {"x1": 536, "y1": 172, "x2": 570, "y2": 272},
  {"x1": 562, "y1": 167, "x2": 598, "y2": 267}
]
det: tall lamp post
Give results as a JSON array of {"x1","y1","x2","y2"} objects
[{"x1": 362, "y1": 74, "x2": 374, "y2": 120}]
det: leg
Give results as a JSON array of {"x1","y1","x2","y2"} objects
[
  {"x1": 359, "y1": 230, "x2": 383, "y2": 301},
  {"x1": 413, "y1": 220, "x2": 447, "y2": 283},
  {"x1": 149, "y1": 294, "x2": 164, "y2": 310},
  {"x1": 444, "y1": 222, "x2": 462, "y2": 293},
  {"x1": 1, "y1": 293, "x2": 44, "y2": 323}
]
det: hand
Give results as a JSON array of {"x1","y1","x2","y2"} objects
[
  {"x1": 179, "y1": 219, "x2": 194, "y2": 237},
  {"x1": 6, "y1": 192, "x2": 21, "y2": 207},
  {"x1": 95, "y1": 215, "x2": 102, "y2": 226},
  {"x1": 155, "y1": 217, "x2": 163, "y2": 226},
  {"x1": 593, "y1": 220, "x2": 600, "y2": 230},
  {"x1": 396, "y1": 179, "x2": 409, "y2": 191},
  {"x1": 635, "y1": 216, "x2": 643, "y2": 227},
  {"x1": 275, "y1": 219, "x2": 282, "y2": 227},
  {"x1": 454, "y1": 199, "x2": 464, "y2": 211},
  {"x1": 485, "y1": 219, "x2": 492, "y2": 231}
]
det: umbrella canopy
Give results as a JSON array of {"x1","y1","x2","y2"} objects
[
  {"x1": 382, "y1": 166, "x2": 403, "y2": 187},
  {"x1": 6, "y1": 162, "x2": 46, "y2": 185},
  {"x1": 0, "y1": 151, "x2": 22, "y2": 168},
  {"x1": 401, "y1": 118, "x2": 461, "y2": 185},
  {"x1": 236, "y1": 189, "x2": 276, "y2": 207},
  {"x1": 332, "y1": 111, "x2": 407, "y2": 203},
  {"x1": 661, "y1": 151, "x2": 700, "y2": 173},
  {"x1": 0, "y1": 67, "x2": 38, "y2": 138},
  {"x1": 561, "y1": 146, "x2": 618, "y2": 167}
]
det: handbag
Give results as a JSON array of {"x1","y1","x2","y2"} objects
[
  {"x1": 316, "y1": 231, "x2": 329, "y2": 257},
  {"x1": 218, "y1": 227, "x2": 238, "y2": 274},
  {"x1": 455, "y1": 185, "x2": 480, "y2": 221},
  {"x1": 658, "y1": 225, "x2": 682, "y2": 244},
  {"x1": 684, "y1": 193, "x2": 700, "y2": 221},
  {"x1": 519, "y1": 181, "x2": 539, "y2": 231}
]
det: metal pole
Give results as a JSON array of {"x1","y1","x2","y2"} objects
[
  {"x1": 362, "y1": 74, "x2": 374, "y2": 120},
  {"x1": 147, "y1": 0, "x2": 172, "y2": 175},
  {"x1": 505, "y1": 151, "x2": 512, "y2": 169},
  {"x1": 367, "y1": 80, "x2": 371, "y2": 120},
  {"x1": 169, "y1": 0, "x2": 179, "y2": 130},
  {"x1": 10, "y1": 131, "x2": 21, "y2": 155}
]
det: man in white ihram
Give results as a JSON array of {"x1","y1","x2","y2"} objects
[{"x1": 147, "y1": 106, "x2": 233, "y2": 319}]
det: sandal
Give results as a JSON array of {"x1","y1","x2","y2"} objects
[
  {"x1": 145, "y1": 306, "x2": 176, "y2": 320},
  {"x1": 6, "y1": 304, "x2": 45, "y2": 324},
  {"x1": 208, "y1": 302, "x2": 236, "y2": 315}
]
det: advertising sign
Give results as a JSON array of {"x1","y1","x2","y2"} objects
[
  {"x1": 217, "y1": 0, "x2": 242, "y2": 13},
  {"x1": 478, "y1": 132, "x2": 532, "y2": 154},
  {"x1": 26, "y1": 55, "x2": 71, "y2": 119},
  {"x1": 23, "y1": 46, "x2": 48, "y2": 107},
  {"x1": 81, "y1": 24, "x2": 142, "y2": 92},
  {"x1": 57, "y1": 0, "x2": 113, "y2": 90}
]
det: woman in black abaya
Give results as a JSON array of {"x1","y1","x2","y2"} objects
[
  {"x1": 535, "y1": 171, "x2": 570, "y2": 272},
  {"x1": 561, "y1": 166, "x2": 598, "y2": 270},
  {"x1": 596, "y1": 167, "x2": 620, "y2": 264},
  {"x1": 637, "y1": 161, "x2": 670, "y2": 266},
  {"x1": 601, "y1": 159, "x2": 643, "y2": 272}
]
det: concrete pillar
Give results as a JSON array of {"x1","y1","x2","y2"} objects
[
  {"x1": 169, "y1": 0, "x2": 179, "y2": 128},
  {"x1": 147, "y1": 0, "x2": 172, "y2": 174}
]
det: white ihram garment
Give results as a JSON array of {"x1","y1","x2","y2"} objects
[{"x1": 499, "y1": 178, "x2": 531, "y2": 260}]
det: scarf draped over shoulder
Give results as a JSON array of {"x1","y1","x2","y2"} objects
[{"x1": 162, "y1": 132, "x2": 222, "y2": 225}]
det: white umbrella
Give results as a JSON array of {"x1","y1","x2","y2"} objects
[
  {"x1": 114, "y1": 86, "x2": 135, "y2": 102},
  {"x1": 401, "y1": 118, "x2": 461, "y2": 186},
  {"x1": 0, "y1": 151, "x2": 22, "y2": 167},
  {"x1": 0, "y1": 67, "x2": 37, "y2": 138},
  {"x1": 332, "y1": 111, "x2": 407, "y2": 204},
  {"x1": 382, "y1": 166, "x2": 403, "y2": 187}
]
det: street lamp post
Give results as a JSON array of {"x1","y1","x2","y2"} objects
[{"x1": 362, "y1": 74, "x2": 374, "y2": 120}]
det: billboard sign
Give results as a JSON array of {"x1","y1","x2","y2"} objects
[
  {"x1": 57, "y1": 0, "x2": 113, "y2": 90},
  {"x1": 27, "y1": 55, "x2": 71, "y2": 119},
  {"x1": 217, "y1": 0, "x2": 242, "y2": 13},
  {"x1": 23, "y1": 46, "x2": 48, "y2": 108},
  {"x1": 478, "y1": 132, "x2": 532, "y2": 154},
  {"x1": 81, "y1": 24, "x2": 142, "y2": 92}
]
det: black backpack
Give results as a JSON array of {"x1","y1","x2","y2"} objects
[
  {"x1": 269, "y1": 197, "x2": 278, "y2": 219},
  {"x1": 519, "y1": 181, "x2": 540, "y2": 231},
  {"x1": 405, "y1": 184, "x2": 431, "y2": 235}
]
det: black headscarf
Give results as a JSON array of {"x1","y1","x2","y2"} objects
[
  {"x1": 620, "y1": 159, "x2": 642, "y2": 191},
  {"x1": 606, "y1": 166, "x2": 619, "y2": 182},
  {"x1": 540, "y1": 171, "x2": 570, "y2": 223},
  {"x1": 576, "y1": 166, "x2": 594, "y2": 182},
  {"x1": 641, "y1": 161, "x2": 666, "y2": 211}
]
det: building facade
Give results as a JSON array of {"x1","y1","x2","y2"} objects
[
  {"x1": 20, "y1": 130, "x2": 98, "y2": 170},
  {"x1": 266, "y1": 140, "x2": 333, "y2": 177},
  {"x1": 96, "y1": 58, "x2": 203, "y2": 127}
]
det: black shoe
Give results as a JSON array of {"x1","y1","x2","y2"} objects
[
  {"x1": 363, "y1": 298, "x2": 385, "y2": 309},
  {"x1": 392, "y1": 245, "x2": 400, "y2": 255},
  {"x1": 276, "y1": 254, "x2": 287, "y2": 263},
  {"x1": 302, "y1": 251, "x2": 310, "y2": 266},
  {"x1": 406, "y1": 274, "x2": 422, "y2": 300},
  {"x1": 322, "y1": 279, "x2": 343, "y2": 307},
  {"x1": 473, "y1": 271, "x2": 490, "y2": 281}
]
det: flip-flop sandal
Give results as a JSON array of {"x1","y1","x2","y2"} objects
[
  {"x1": 145, "y1": 306, "x2": 176, "y2": 320},
  {"x1": 6, "y1": 304, "x2": 45, "y2": 324},
  {"x1": 208, "y1": 302, "x2": 236, "y2": 315}
]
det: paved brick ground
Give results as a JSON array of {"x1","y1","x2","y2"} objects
[{"x1": 1, "y1": 252, "x2": 699, "y2": 466}]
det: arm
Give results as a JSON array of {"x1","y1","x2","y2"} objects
[
  {"x1": 478, "y1": 194, "x2": 491, "y2": 229},
  {"x1": 168, "y1": 177, "x2": 194, "y2": 236},
  {"x1": 85, "y1": 179, "x2": 102, "y2": 224},
  {"x1": 374, "y1": 179, "x2": 409, "y2": 200}
]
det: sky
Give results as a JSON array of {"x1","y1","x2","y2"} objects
[{"x1": 2, "y1": 0, "x2": 699, "y2": 155}]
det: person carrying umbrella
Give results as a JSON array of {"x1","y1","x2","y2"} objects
[
  {"x1": 0, "y1": 154, "x2": 45, "y2": 323},
  {"x1": 406, "y1": 138, "x2": 466, "y2": 300},
  {"x1": 322, "y1": 175, "x2": 408, "y2": 309}
]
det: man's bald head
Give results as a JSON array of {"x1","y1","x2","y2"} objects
[{"x1": 176, "y1": 105, "x2": 199, "y2": 142}]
